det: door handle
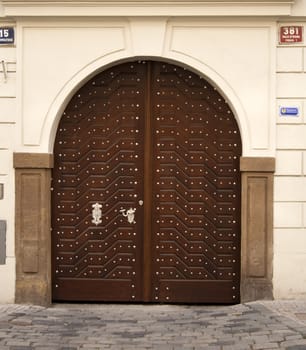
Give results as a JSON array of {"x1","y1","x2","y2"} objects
[
  {"x1": 120, "y1": 207, "x2": 136, "y2": 224},
  {"x1": 92, "y1": 202, "x2": 102, "y2": 225}
]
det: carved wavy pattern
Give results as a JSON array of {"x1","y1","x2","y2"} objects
[
  {"x1": 52, "y1": 61, "x2": 241, "y2": 302},
  {"x1": 150, "y1": 62, "x2": 241, "y2": 290},
  {"x1": 52, "y1": 62, "x2": 146, "y2": 291}
]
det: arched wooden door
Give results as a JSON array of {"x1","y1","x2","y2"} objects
[{"x1": 52, "y1": 61, "x2": 242, "y2": 303}]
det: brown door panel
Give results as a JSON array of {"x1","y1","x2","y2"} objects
[{"x1": 52, "y1": 61, "x2": 241, "y2": 303}]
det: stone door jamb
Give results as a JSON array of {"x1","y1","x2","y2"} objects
[
  {"x1": 14, "y1": 153, "x2": 275, "y2": 305},
  {"x1": 14, "y1": 153, "x2": 53, "y2": 305}
]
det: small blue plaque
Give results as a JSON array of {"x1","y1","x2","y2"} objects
[
  {"x1": 280, "y1": 107, "x2": 299, "y2": 116},
  {"x1": 0, "y1": 27, "x2": 14, "y2": 44}
]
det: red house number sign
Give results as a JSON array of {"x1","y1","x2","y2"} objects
[{"x1": 279, "y1": 26, "x2": 303, "y2": 44}]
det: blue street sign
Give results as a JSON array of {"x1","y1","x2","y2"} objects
[
  {"x1": 279, "y1": 107, "x2": 299, "y2": 116},
  {"x1": 0, "y1": 27, "x2": 14, "y2": 44}
]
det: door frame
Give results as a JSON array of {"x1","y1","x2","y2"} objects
[
  {"x1": 13, "y1": 61, "x2": 275, "y2": 304},
  {"x1": 50, "y1": 61, "x2": 244, "y2": 303}
]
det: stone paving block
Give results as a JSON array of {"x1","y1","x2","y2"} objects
[
  {"x1": 169, "y1": 346, "x2": 195, "y2": 350},
  {"x1": 285, "y1": 334, "x2": 303, "y2": 340},
  {"x1": 249, "y1": 335, "x2": 270, "y2": 343},
  {"x1": 222, "y1": 345, "x2": 252, "y2": 350},
  {"x1": 6, "y1": 340, "x2": 32, "y2": 346},
  {"x1": 272, "y1": 329, "x2": 295, "y2": 335},
  {"x1": 0, "y1": 301, "x2": 305, "y2": 350},
  {"x1": 211, "y1": 340, "x2": 235, "y2": 346},
  {"x1": 268, "y1": 334, "x2": 285, "y2": 342},
  {"x1": 81, "y1": 346, "x2": 109, "y2": 349},
  {"x1": 253, "y1": 343, "x2": 279, "y2": 349},
  {"x1": 34, "y1": 347, "x2": 61, "y2": 350},
  {"x1": 280, "y1": 339, "x2": 306, "y2": 347}
]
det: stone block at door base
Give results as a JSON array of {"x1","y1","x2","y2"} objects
[
  {"x1": 241, "y1": 279, "x2": 273, "y2": 302},
  {"x1": 16, "y1": 279, "x2": 51, "y2": 306}
]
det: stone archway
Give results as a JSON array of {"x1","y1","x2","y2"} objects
[{"x1": 14, "y1": 61, "x2": 274, "y2": 305}]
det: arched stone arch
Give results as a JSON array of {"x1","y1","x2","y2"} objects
[{"x1": 41, "y1": 55, "x2": 249, "y2": 156}]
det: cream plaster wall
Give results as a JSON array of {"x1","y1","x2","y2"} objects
[
  {"x1": 274, "y1": 21, "x2": 306, "y2": 299},
  {"x1": 1, "y1": 0, "x2": 306, "y2": 303},
  {"x1": 291, "y1": 0, "x2": 306, "y2": 16},
  {"x1": 0, "y1": 32, "x2": 16, "y2": 303},
  {"x1": 2, "y1": 16, "x2": 277, "y2": 303},
  {"x1": 18, "y1": 18, "x2": 275, "y2": 158}
]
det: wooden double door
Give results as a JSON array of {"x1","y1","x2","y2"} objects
[{"x1": 52, "y1": 61, "x2": 242, "y2": 303}]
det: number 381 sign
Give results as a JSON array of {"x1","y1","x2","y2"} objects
[
  {"x1": 279, "y1": 26, "x2": 303, "y2": 44},
  {"x1": 0, "y1": 27, "x2": 14, "y2": 44}
]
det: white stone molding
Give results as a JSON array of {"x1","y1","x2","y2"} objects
[{"x1": 1, "y1": 0, "x2": 293, "y2": 17}]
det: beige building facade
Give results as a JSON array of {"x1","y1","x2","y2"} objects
[{"x1": 0, "y1": 0, "x2": 305, "y2": 304}]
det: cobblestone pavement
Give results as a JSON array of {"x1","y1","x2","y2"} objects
[{"x1": 0, "y1": 301, "x2": 306, "y2": 349}]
